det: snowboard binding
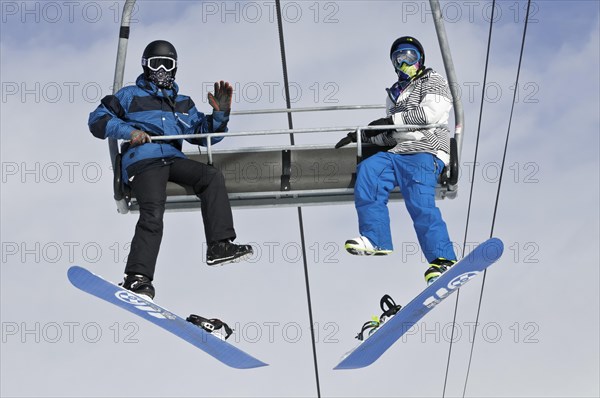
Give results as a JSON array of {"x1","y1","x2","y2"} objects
[
  {"x1": 355, "y1": 294, "x2": 402, "y2": 341},
  {"x1": 186, "y1": 314, "x2": 234, "y2": 340}
]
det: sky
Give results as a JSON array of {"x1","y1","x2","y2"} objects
[{"x1": 1, "y1": 0, "x2": 599, "y2": 397}]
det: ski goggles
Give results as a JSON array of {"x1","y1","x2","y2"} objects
[
  {"x1": 391, "y1": 48, "x2": 421, "y2": 69},
  {"x1": 142, "y1": 56, "x2": 177, "y2": 72}
]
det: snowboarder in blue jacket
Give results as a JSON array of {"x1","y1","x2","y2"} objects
[
  {"x1": 335, "y1": 36, "x2": 457, "y2": 285},
  {"x1": 89, "y1": 40, "x2": 253, "y2": 299}
]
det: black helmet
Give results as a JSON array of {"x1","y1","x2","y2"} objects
[
  {"x1": 141, "y1": 40, "x2": 178, "y2": 88},
  {"x1": 390, "y1": 36, "x2": 425, "y2": 67}
]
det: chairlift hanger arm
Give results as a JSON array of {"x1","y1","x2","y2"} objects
[
  {"x1": 109, "y1": 0, "x2": 137, "y2": 214},
  {"x1": 430, "y1": 0, "x2": 464, "y2": 156}
]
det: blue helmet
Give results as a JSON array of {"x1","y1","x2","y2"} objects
[
  {"x1": 389, "y1": 36, "x2": 425, "y2": 81},
  {"x1": 390, "y1": 36, "x2": 425, "y2": 66}
]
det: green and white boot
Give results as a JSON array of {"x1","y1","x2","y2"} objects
[
  {"x1": 424, "y1": 258, "x2": 457, "y2": 286},
  {"x1": 344, "y1": 236, "x2": 392, "y2": 256}
]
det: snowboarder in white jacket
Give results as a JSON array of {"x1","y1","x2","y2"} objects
[{"x1": 335, "y1": 36, "x2": 457, "y2": 285}]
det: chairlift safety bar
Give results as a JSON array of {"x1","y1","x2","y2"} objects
[
  {"x1": 150, "y1": 123, "x2": 446, "y2": 164},
  {"x1": 230, "y1": 104, "x2": 386, "y2": 115}
]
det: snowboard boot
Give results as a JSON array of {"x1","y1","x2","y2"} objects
[
  {"x1": 424, "y1": 258, "x2": 457, "y2": 286},
  {"x1": 344, "y1": 236, "x2": 392, "y2": 256},
  {"x1": 206, "y1": 240, "x2": 253, "y2": 266},
  {"x1": 120, "y1": 274, "x2": 155, "y2": 300}
]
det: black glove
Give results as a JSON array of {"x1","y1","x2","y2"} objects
[
  {"x1": 369, "y1": 116, "x2": 394, "y2": 126},
  {"x1": 207, "y1": 80, "x2": 233, "y2": 113},
  {"x1": 364, "y1": 116, "x2": 394, "y2": 138},
  {"x1": 335, "y1": 117, "x2": 395, "y2": 148},
  {"x1": 335, "y1": 131, "x2": 357, "y2": 149}
]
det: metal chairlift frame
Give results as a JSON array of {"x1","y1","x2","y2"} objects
[{"x1": 108, "y1": 0, "x2": 463, "y2": 213}]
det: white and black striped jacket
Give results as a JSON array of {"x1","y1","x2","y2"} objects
[{"x1": 365, "y1": 69, "x2": 453, "y2": 165}]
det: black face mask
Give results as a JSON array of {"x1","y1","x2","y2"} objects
[{"x1": 148, "y1": 69, "x2": 175, "y2": 89}]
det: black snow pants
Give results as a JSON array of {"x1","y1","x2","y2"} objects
[{"x1": 124, "y1": 157, "x2": 236, "y2": 279}]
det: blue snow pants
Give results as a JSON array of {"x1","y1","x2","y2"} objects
[{"x1": 354, "y1": 152, "x2": 456, "y2": 262}]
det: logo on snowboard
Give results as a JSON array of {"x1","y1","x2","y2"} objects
[
  {"x1": 422, "y1": 271, "x2": 480, "y2": 309},
  {"x1": 115, "y1": 291, "x2": 176, "y2": 320}
]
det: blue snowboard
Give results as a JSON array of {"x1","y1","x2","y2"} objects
[
  {"x1": 334, "y1": 237, "x2": 504, "y2": 370},
  {"x1": 67, "y1": 266, "x2": 268, "y2": 369}
]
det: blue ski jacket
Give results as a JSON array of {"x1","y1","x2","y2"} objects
[{"x1": 88, "y1": 74, "x2": 228, "y2": 182}]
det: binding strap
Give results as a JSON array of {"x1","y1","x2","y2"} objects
[
  {"x1": 379, "y1": 294, "x2": 402, "y2": 321},
  {"x1": 186, "y1": 314, "x2": 234, "y2": 340},
  {"x1": 355, "y1": 317, "x2": 380, "y2": 341},
  {"x1": 354, "y1": 294, "x2": 403, "y2": 341}
]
